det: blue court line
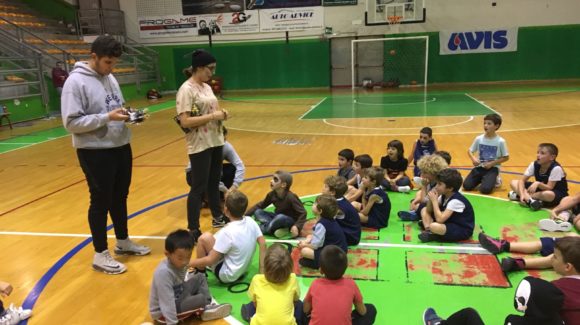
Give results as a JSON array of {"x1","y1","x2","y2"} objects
[{"x1": 19, "y1": 166, "x2": 577, "y2": 323}]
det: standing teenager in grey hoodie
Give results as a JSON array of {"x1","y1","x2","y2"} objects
[{"x1": 61, "y1": 35, "x2": 151, "y2": 275}]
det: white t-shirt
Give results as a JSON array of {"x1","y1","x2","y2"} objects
[
  {"x1": 524, "y1": 162, "x2": 565, "y2": 181},
  {"x1": 469, "y1": 134, "x2": 509, "y2": 165},
  {"x1": 213, "y1": 217, "x2": 263, "y2": 283},
  {"x1": 439, "y1": 196, "x2": 466, "y2": 213}
]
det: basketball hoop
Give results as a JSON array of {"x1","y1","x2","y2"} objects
[{"x1": 387, "y1": 15, "x2": 402, "y2": 34}]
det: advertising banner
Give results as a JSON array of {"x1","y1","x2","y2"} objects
[
  {"x1": 138, "y1": 15, "x2": 197, "y2": 38},
  {"x1": 439, "y1": 28, "x2": 518, "y2": 55},
  {"x1": 182, "y1": 0, "x2": 244, "y2": 15},
  {"x1": 259, "y1": 6, "x2": 323, "y2": 32},
  {"x1": 246, "y1": 0, "x2": 321, "y2": 10}
]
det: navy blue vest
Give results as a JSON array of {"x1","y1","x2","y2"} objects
[
  {"x1": 413, "y1": 139, "x2": 436, "y2": 163},
  {"x1": 533, "y1": 161, "x2": 568, "y2": 194},
  {"x1": 317, "y1": 217, "x2": 348, "y2": 254},
  {"x1": 440, "y1": 192, "x2": 475, "y2": 232},
  {"x1": 337, "y1": 198, "x2": 362, "y2": 246}
]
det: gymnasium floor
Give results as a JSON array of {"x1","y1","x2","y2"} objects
[{"x1": 0, "y1": 82, "x2": 579, "y2": 324}]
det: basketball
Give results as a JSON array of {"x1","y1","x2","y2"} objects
[{"x1": 389, "y1": 49, "x2": 396, "y2": 56}]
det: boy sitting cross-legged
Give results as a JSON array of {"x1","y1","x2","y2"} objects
[
  {"x1": 303, "y1": 245, "x2": 377, "y2": 325},
  {"x1": 189, "y1": 190, "x2": 266, "y2": 284},
  {"x1": 418, "y1": 168, "x2": 475, "y2": 243},
  {"x1": 246, "y1": 170, "x2": 307, "y2": 238},
  {"x1": 359, "y1": 167, "x2": 391, "y2": 229},
  {"x1": 322, "y1": 175, "x2": 361, "y2": 246}
]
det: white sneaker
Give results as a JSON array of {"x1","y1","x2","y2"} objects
[
  {"x1": 495, "y1": 175, "x2": 502, "y2": 188},
  {"x1": 6, "y1": 304, "x2": 32, "y2": 323},
  {"x1": 0, "y1": 314, "x2": 15, "y2": 325},
  {"x1": 398, "y1": 186, "x2": 411, "y2": 193},
  {"x1": 201, "y1": 303, "x2": 232, "y2": 321},
  {"x1": 114, "y1": 238, "x2": 151, "y2": 256},
  {"x1": 508, "y1": 191, "x2": 519, "y2": 201},
  {"x1": 539, "y1": 219, "x2": 572, "y2": 232},
  {"x1": 93, "y1": 250, "x2": 127, "y2": 274},
  {"x1": 413, "y1": 176, "x2": 423, "y2": 189}
]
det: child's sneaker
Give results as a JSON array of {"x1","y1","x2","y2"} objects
[
  {"x1": 212, "y1": 216, "x2": 227, "y2": 228},
  {"x1": 478, "y1": 233, "x2": 509, "y2": 254},
  {"x1": 501, "y1": 257, "x2": 525, "y2": 273},
  {"x1": 115, "y1": 238, "x2": 151, "y2": 256},
  {"x1": 0, "y1": 314, "x2": 16, "y2": 325},
  {"x1": 201, "y1": 303, "x2": 232, "y2": 321},
  {"x1": 418, "y1": 231, "x2": 441, "y2": 243},
  {"x1": 7, "y1": 304, "x2": 32, "y2": 322},
  {"x1": 273, "y1": 228, "x2": 290, "y2": 238},
  {"x1": 398, "y1": 210, "x2": 420, "y2": 221},
  {"x1": 495, "y1": 175, "x2": 502, "y2": 188},
  {"x1": 93, "y1": 250, "x2": 127, "y2": 274},
  {"x1": 423, "y1": 307, "x2": 443, "y2": 325},
  {"x1": 240, "y1": 302, "x2": 255, "y2": 322},
  {"x1": 528, "y1": 199, "x2": 543, "y2": 211},
  {"x1": 538, "y1": 219, "x2": 572, "y2": 232},
  {"x1": 508, "y1": 191, "x2": 519, "y2": 201},
  {"x1": 398, "y1": 186, "x2": 411, "y2": 193}
]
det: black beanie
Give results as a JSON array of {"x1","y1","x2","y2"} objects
[{"x1": 191, "y1": 49, "x2": 216, "y2": 68}]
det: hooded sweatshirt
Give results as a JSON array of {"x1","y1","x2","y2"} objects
[
  {"x1": 504, "y1": 276, "x2": 565, "y2": 325},
  {"x1": 61, "y1": 61, "x2": 129, "y2": 149}
]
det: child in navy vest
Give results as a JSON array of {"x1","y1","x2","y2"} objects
[
  {"x1": 419, "y1": 168, "x2": 475, "y2": 243},
  {"x1": 322, "y1": 175, "x2": 361, "y2": 246},
  {"x1": 298, "y1": 194, "x2": 348, "y2": 269},
  {"x1": 509, "y1": 143, "x2": 568, "y2": 211},
  {"x1": 359, "y1": 167, "x2": 391, "y2": 229},
  {"x1": 408, "y1": 127, "x2": 437, "y2": 181}
]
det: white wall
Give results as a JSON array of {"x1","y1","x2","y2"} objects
[{"x1": 121, "y1": 0, "x2": 580, "y2": 45}]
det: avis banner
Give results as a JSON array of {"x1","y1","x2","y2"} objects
[{"x1": 439, "y1": 28, "x2": 518, "y2": 55}]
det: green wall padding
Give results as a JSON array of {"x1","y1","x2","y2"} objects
[{"x1": 20, "y1": 0, "x2": 77, "y2": 26}]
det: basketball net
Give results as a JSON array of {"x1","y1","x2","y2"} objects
[{"x1": 387, "y1": 15, "x2": 402, "y2": 34}]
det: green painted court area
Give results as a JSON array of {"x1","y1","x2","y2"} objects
[
  {"x1": 300, "y1": 92, "x2": 494, "y2": 120},
  {"x1": 206, "y1": 192, "x2": 569, "y2": 324}
]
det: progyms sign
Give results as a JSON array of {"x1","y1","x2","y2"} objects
[{"x1": 439, "y1": 28, "x2": 518, "y2": 55}]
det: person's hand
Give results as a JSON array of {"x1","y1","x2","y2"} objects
[
  {"x1": 427, "y1": 189, "x2": 438, "y2": 202},
  {"x1": 0, "y1": 281, "x2": 13, "y2": 297},
  {"x1": 212, "y1": 110, "x2": 227, "y2": 121},
  {"x1": 108, "y1": 108, "x2": 129, "y2": 121},
  {"x1": 482, "y1": 161, "x2": 495, "y2": 169},
  {"x1": 421, "y1": 177, "x2": 429, "y2": 186},
  {"x1": 527, "y1": 182, "x2": 539, "y2": 194}
]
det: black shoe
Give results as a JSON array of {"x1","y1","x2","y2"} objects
[
  {"x1": 529, "y1": 199, "x2": 543, "y2": 211},
  {"x1": 418, "y1": 220, "x2": 425, "y2": 231},
  {"x1": 501, "y1": 257, "x2": 525, "y2": 273},
  {"x1": 418, "y1": 231, "x2": 440, "y2": 243},
  {"x1": 189, "y1": 228, "x2": 202, "y2": 244},
  {"x1": 212, "y1": 216, "x2": 227, "y2": 228}
]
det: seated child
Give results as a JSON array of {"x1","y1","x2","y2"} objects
[
  {"x1": 359, "y1": 167, "x2": 391, "y2": 229},
  {"x1": 434, "y1": 150, "x2": 452, "y2": 165},
  {"x1": 478, "y1": 235, "x2": 580, "y2": 325},
  {"x1": 407, "y1": 127, "x2": 437, "y2": 184},
  {"x1": 380, "y1": 140, "x2": 411, "y2": 193},
  {"x1": 246, "y1": 170, "x2": 307, "y2": 238},
  {"x1": 298, "y1": 194, "x2": 348, "y2": 269},
  {"x1": 337, "y1": 148, "x2": 356, "y2": 181},
  {"x1": 149, "y1": 229, "x2": 231, "y2": 324},
  {"x1": 463, "y1": 113, "x2": 509, "y2": 194},
  {"x1": 0, "y1": 281, "x2": 32, "y2": 325},
  {"x1": 190, "y1": 190, "x2": 267, "y2": 283},
  {"x1": 539, "y1": 192, "x2": 580, "y2": 232},
  {"x1": 398, "y1": 154, "x2": 448, "y2": 222},
  {"x1": 345, "y1": 154, "x2": 373, "y2": 204},
  {"x1": 322, "y1": 175, "x2": 361, "y2": 246},
  {"x1": 419, "y1": 168, "x2": 475, "y2": 243},
  {"x1": 423, "y1": 307, "x2": 483, "y2": 325},
  {"x1": 241, "y1": 244, "x2": 302, "y2": 325},
  {"x1": 303, "y1": 245, "x2": 377, "y2": 325},
  {"x1": 509, "y1": 143, "x2": 568, "y2": 211}
]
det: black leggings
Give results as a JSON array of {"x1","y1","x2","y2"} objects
[
  {"x1": 187, "y1": 146, "x2": 223, "y2": 230},
  {"x1": 77, "y1": 144, "x2": 132, "y2": 253}
]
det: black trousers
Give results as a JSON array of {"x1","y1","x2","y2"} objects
[
  {"x1": 463, "y1": 166, "x2": 498, "y2": 194},
  {"x1": 187, "y1": 146, "x2": 223, "y2": 230},
  {"x1": 442, "y1": 308, "x2": 484, "y2": 325},
  {"x1": 77, "y1": 144, "x2": 132, "y2": 253}
]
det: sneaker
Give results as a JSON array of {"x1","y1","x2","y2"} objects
[
  {"x1": 418, "y1": 231, "x2": 441, "y2": 243},
  {"x1": 478, "y1": 233, "x2": 508, "y2": 254},
  {"x1": 114, "y1": 238, "x2": 151, "y2": 256},
  {"x1": 240, "y1": 302, "x2": 255, "y2": 322},
  {"x1": 528, "y1": 199, "x2": 543, "y2": 211},
  {"x1": 0, "y1": 314, "x2": 15, "y2": 325},
  {"x1": 501, "y1": 257, "x2": 525, "y2": 273},
  {"x1": 539, "y1": 219, "x2": 572, "y2": 232},
  {"x1": 212, "y1": 217, "x2": 227, "y2": 228},
  {"x1": 93, "y1": 250, "x2": 127, "y2": 274},
  {"x1": 398, "y1": 186, "x2": 411, "y2": 193},
  {"x1": 398, "y1": 210, "x2": 420, "y2": 221},
  {"x1": 7, "y1": 304, "x2": 32, "y2": 322},
  {"x1": 508, "y1": 191, "x2": 519, "y2": 201},
  {"x1": 423, "y1": 307, "x2": 443, "y2": 325},
  {"x1": 201, "y1": 303, "x2": 232, "y2": 321},
  {"x1": 274, "y1": 228, "x2": 290, "y2": 238},
  {"x1": 495, "y1": 175, "x2": 502, "y2": 188}
]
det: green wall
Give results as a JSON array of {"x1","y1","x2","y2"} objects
[
  {"x1": 1, "y1": 96, "x2": 46, "y2": 123},
  {"x1": 21, "y1": 0, "x2": 77, "y2": 26}
]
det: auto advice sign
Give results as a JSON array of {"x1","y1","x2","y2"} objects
[
  {"x1": 259, "y1": 6, "x2": 323, "y2": 32},
  {"x1": 439, "y1": 28, "x2": 518, "y2": 55}
]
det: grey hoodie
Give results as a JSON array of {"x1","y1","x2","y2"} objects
[{"x1": 61, "y1": 61, "x2": 130, "y2": 149}]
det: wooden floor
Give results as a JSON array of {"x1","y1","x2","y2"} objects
[{"x1": 0, "y1": 83, "x2": 579, "y2": 324}]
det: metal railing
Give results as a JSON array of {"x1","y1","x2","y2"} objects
[{"x1": 77, "y1": 8, "x2": 126, "y2": 38}]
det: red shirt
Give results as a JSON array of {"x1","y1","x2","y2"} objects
[
  {"x1": 304, "y1": 277, "x2": 363, "y2": 325},
  {"x1": 552, "y1": 276, "x2": 580, "y2": 325}
]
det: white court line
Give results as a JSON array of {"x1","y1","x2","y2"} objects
[
  {"x1": 298, "y1": 97, "x2": 327, "y2": 120},
  {"x1": 322, "y1": 116, "x2": 474, "y2": 130},
  {"x1": 464, "y1": 93, "x2": 502, "y2": 115},
  {"x1": 0, "y1": 231, "x2": 488, "y2": 252},
  {"x1": 354, "y1": 97, "x2": 437, "y2": 106}
]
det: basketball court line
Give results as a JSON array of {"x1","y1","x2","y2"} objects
[
  {"x1": 464, "y1": 93, "x2": 502, "y2": 116},
  {"x1": 298, "y1": 97, "x2": 328, "y2": 120},
  {"x1": 322, "y1": 116, "x2": 474, "y2": 130}
]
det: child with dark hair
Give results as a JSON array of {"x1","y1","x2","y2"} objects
[
  {"x1": 380, "y1": 140, "x2": 411, "y2": 193},
  {"x1": 150, "y1": 229, "x2": 231, "y2": 324},
  {"x1": 241, "y1": 244, "x2": 302, "y2": 325},
  {"x1": 408, "y1": 127, "x2": 437, "y2": 184},
  {"x1": 189, "y1": 190, "x2": 266, "y2": 284},
  {"x1": 298, "y1": 194, "x2": 348, "y2": 269},
  {"x1": 322, "y1": 175, "x2": 361, "y2": 246},
  {"x1": 434, "y1": 150, "x2": 452, "y2": 165},
  {"x1": 509, "y1": 143, "x2": 568, "y2": 211},
  {"x1": 303, "y1": 245, "x2": 377, "y2": 325},
  {"x1": 346, "y1": 154, "x2": 373, "y2": 204},
  {"x1": 247, "y1": 170, "x2": 307, "y2": 238},
  {"x1": 359, "y1": 167, "x2": 391, "y2": 229},
  {"x1": 464, "y1": 113, "x2": 509, "y2": 194},
  {"x1": 419, "y1": 169, "x2": 475, "y2": 243},
  {"x1": 337, "y1": 148, "x2": 356, "y2": 181}
]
